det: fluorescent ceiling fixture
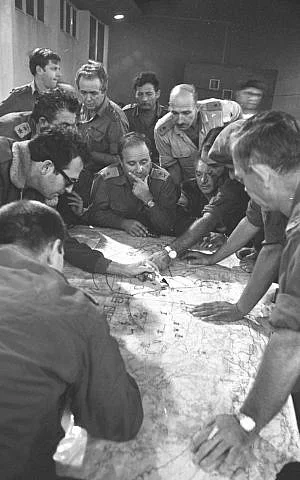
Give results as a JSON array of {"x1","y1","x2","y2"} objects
[{"x1": 114, "y1": 14, "x2": 125, "y2": 20}]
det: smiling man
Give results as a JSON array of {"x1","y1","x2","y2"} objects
[
  {"x1": 190, "y1": 111, "x2": 300, "y2": 479},
  {"x1": 87, "y1": 132, "x2": 179, "y2": 236},
  {"x1": 0, "y1": 48, "x2": 62, "y2": 117}
]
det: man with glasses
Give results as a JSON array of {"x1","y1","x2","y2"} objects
[
  {"x1": 0, "y1": 127, "x2": 156, "y2": 278},
  {"x1": 154, "y1": 84, "x2": 242, "y2": 185},
  {"x1": 123, "y1": 72, "x2": 168, "y2": 164}
]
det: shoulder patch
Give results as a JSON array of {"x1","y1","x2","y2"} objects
[
  {"x1": 100, "y1": 165, "x2": 120, "y2": 180},
  {"x1": 156, "y1": 113, "x2": 175, "y2": 136},
  {"x1": 150, "y1": 167, "x2": 170, "y2": 181},
  {"x1": 14, "y1": 122, "x2": 31, "y2": 139},
  {"x1": 122, "y1": 103, "x2": 136, "y2": 112},
  {"x1": 11, "y1": 84, "x2": 31, "y2": 94}
]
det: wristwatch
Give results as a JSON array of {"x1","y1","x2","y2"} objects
[
  {"x1": 147, "y1": 199, "x2": 155, "y2": 208},
  {"x1": 164, "y1": 245, "x2": 177, "y2": 259},
  {"x1": 235, "y1": 412, "x2": 256, "y2": 433}
]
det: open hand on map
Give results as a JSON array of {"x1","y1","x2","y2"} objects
[
  {"x1": 191, "y1": 414, "x2": 256, "y2": 477},
  {"x1": 181, "y1": 250, "x2": 213, "y2": 265},
  {"x1": 148, "y1": 250, "x2": 171, "y2": 272},
  {"x1": 190, "y1": 301, "x2": 245, "y2": 322}
]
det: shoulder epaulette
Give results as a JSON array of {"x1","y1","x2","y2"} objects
[
  {"x1": 100, "y1": 165, "x2": 120, "y2": 180},
  {"x1": 150, "y1": 167, "x2": 170, "y2": 181},
  {"x1": 10, "y1": 84, "x2": 31, "y2": 95},
  {"x1": 122, "y1": 103, "x2": 136, "y2": 112},
  {"x1": 155, "y1": 113, "x2": 175, "y2": 136},
  {"x1": 14, "y1": 121, "x2": 31, "y2": 139}
]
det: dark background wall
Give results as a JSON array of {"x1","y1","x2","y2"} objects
[{"x1": 107, "y1": 0, "x2": 300, "y2": 118}]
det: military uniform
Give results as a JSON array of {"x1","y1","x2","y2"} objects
[
  {"x1": 78, "y1": 96, "x2": 129, "y2": 172},
  {"x1": 0, "y1": 82, "x2": 77, "y2": 118},
  {"x1": 0, "y1": 136, "x2": 112, "y2": 274},
  {"x1": 123, "y1": 102, "x2": 168, "y2": 164},
  {"x1": 154, "y1": 99, "x2": 241, "y2": 184},
  {"x1": 87, "y1": 163, "x2": 180, "y2": 235},
  {"x1": 0, "y1": 83, "x2": 37, "y2": 118},
  {"x1": 246, "y1": 199, "x2": 287, "y2": 245},
  {"x1": 0, "y1": 245, "x2": 143, "y2": 479},
  {"x1": 0, "y1": 111, "x2": 34, "y2": 140}
]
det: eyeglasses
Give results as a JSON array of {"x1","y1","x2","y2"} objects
[{"x1": 57, "y1": 169, "x2": 79, "y2": 188}]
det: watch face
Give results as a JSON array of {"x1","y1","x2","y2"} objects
[
  {"x1": 239, "y1": 415, "x2": 256, "y2": 432},
  {"x1": 169, "y1": 250, "x2": 177, "y2": 259}
]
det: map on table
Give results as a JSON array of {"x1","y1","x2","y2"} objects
[{"x1": 59, "y1": 226, "x2": 300, "y2": 480}]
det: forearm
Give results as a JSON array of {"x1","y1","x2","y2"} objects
[
  {"x1": 171, "y1": 213, "x2": 217, "y2": 255},
  {"x1": 209, "y1": 217, "x2": 260, "y2": 264},
  {"x1": 237, "y1": 244, "x2": 282, "y2": 315},
  {"x1": 241, "y1": 329, "x2": 300, "y2": 433}
]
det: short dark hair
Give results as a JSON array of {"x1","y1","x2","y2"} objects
[
  {"x1": 133, "y1": 72, "x2": 160, "y2": 92},
  {"x1": 0, "y1": 200, "x2": 66, "y2": 253},
  {"x1": 31, "y1": 89, "x2": 80, "y2": 123},
  {"x1": 232, "y1": 111, "x2": 300, "y2": 173},
  {"x1": 29, "y1": 48, "x2": 61, "y2": 76},
  {"x1": 237, "y1": 79, "x2": 265, "y2": 94},
  {"x1": 75, "y1": 61, "x2": 108, "y2": 92},
  {"x1": 28, "y1": 127, "x2": 88, "y2": 170},
  {"x1": 119, "y1": 131, "x2": 151, "y2": 158}
]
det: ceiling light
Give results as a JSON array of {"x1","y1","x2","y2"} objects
[{"x1": 114, "y1": 14, "x2": 125, "y2": 20}]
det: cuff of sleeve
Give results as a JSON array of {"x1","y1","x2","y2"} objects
[
  {"x1": 270, "y1": 293, "x2": 300, "y2": 331},
  {"x1": 160, "y1": 155, "x2": 176, "y2": 168},
  {"x1": 93, "y1": 257, "x2": 112, "y2": 274}
]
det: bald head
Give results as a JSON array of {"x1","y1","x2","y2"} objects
[{"x1": 169, "y1": 84, "x2": 198, "y2": 130}]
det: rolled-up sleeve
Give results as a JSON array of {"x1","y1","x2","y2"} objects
[{"x1": 270, "y1": 234, "x2": 300, "y2": 331}]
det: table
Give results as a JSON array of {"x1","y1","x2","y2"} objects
[{"x1": 58, "y1": 225, "x2": 300, "y2": 480}]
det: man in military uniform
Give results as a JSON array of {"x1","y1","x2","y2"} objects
[
  {"x1": 0, "y1": 48, "x2": 62, "y2": 117},
  {"x1": 154, "y1": 83, "x2": 242, "y2": 185},
  {"x1": 87, "y1": 132, "x2": 180, "y2": 236},
  {"x1": 123, "y1": 72, "x2": 168, "y2": 164},
  {"x1": 190, "y1": 111, "x2": 300, "y2": 480},
  {"x1": 0, "y1": 89, "x2": 80, "y2": 141},
  {"x1": 75, "y1": 60, "x2": 129, "y2": 206},
  {"x1": 183, "y1": 119, "x2": 286, "y2": 323},
  {"x1": 0, "y1": 200, "x2": 143, "y2": 480},
  {"x1": 0, "y1": 127, "x2": 155, "y2": 278},
  {"x1": 235, "y1": 79, "x2": 265, "y2": 119}
]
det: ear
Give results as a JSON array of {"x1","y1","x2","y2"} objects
[
  {"x1": 46, "y1": 239, "x2": 64, "y2": 272},
  {"x1": 155, "y1": 89, "x2": 161, "y2": 100},
  {"x1": 40, "y1": 159, "x2": 55, "y2": 176},
  {"x1": 35, "y1": 65, "x2": 44, "y2": 76},
  {"x1": 36, "y1": 116, "x2": 49, "y2": 133},
  {"x1": 251, "y1": 163, "x2": 272, "y2": 188}
]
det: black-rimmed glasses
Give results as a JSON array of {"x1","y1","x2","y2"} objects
[{"x1": 57, "y1": 169, "x2": 79, "y2": 188}]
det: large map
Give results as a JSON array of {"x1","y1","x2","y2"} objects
[{"x1": 58, "y1": 226, "x2": 300, "y2": 480}]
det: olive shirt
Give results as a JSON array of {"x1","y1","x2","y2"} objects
[
  {"x1": 87, "y1": 163, "x2": 180, "y2": 234},
  {"x1": 246, "y1": 199, "x2": 287, "y2": 245},
  {"x1": 0, "y1": 111, "x2": 33, "y2": 141},
  {"x1": 123, "y1": 102, "x2": 168, "y2": 164},
  {"x1": 154, "y1": 99, "x2": 241, "y2": 182},
  {"x1": 270, "y1": 183, "x2": 300, "y2": 331},
  {"x1": 78, "y1": 96, "x2": 129, "y2": 172},
  {"x1": 0, "y1": 245, "x2": 143, "y2": 480},
  {"x1": 0, "y1": 136, "x2": 111, "y2": 274}
]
